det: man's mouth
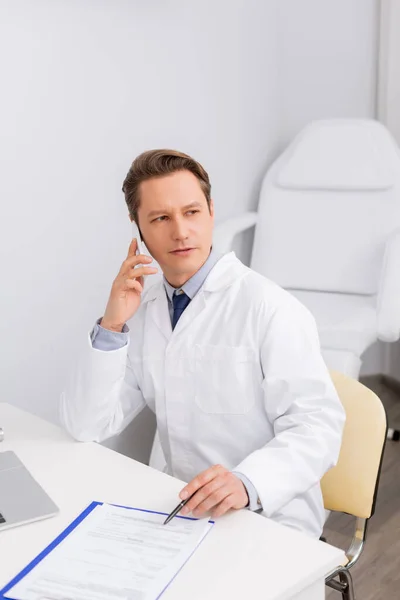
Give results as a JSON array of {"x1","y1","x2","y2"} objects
[{"x1": 170, "y1": 248, "x2": 195, "y2": 256}]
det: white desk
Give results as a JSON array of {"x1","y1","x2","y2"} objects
[{"x1": 0, "y1": 403, "x2": 344, "y2": 599}]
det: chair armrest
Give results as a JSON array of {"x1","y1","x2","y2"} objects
[
  {"x1": 213, "y1": 212, "x2": 258, "y2": 254},
  {"x1": 377, "y1": 228, "x2": 400, "y2": 342}
]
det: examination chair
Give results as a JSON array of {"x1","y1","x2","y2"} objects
[{"x1": 213, "y1": 118, "x2": 400, "y2": 440}]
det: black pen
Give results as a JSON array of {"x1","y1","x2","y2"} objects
[{"x1": 163, "y1": 491, "x2": 197, "y2": 525}]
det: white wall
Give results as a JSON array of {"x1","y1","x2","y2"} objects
[
  {"x1": 277, "y1": 0, "x2": 379, "y2": 146},
  {"x1": 378, "y1": 0, "x2": 400, "y2": 145},
  {"x1": 0, "y1": 0, "x2": 280, "y2": 460}
]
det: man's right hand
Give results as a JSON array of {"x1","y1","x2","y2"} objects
[{"x1": 100, "y1": 238, "x2": 158, "y2": 332}]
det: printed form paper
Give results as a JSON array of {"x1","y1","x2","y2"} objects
[{"x1": 5, "y1": 504, "x2": 214, "y2": 600}]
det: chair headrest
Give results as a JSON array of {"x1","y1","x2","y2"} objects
[{"x1": 276, "y1": 120, "x2": 397, "y2": 192}]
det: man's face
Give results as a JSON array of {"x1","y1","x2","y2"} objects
[{"x1": 135, "y1": 170, "x2": 214, "y2": 287}]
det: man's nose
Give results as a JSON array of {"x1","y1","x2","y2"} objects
[{"x1": 171, "y1": 217, "x2": 189, "y2": 240}]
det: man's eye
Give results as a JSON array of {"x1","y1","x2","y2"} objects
[
  {"x1": 186, "y1": 210, "x2": 199, "y2": 216},
  {"x1": 154, "y1": 216, "x2": 168, "y2": 222}
]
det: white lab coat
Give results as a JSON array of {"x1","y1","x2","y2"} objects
[{"x1": 60, "y1": 252, "x2": 345, "y2": 538}]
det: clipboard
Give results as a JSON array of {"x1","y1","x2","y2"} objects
[{"x1": 0, "y1": 501, "x2": 215, "y2": 600}]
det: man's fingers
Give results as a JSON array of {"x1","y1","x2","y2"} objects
[
  {"x1": 181, "y1": 476, "x2": 227, "y2": 515},
  {"x1": 180, "y1": 472, "x2": 249, "y2": 518},
  {"x1": 125, "y1": 253, "x2": 153, "y2": 267},
  {"x1": 120, "y1": 254, "x2": 153, "y2": 276},
  {"x1": 179, "y1": 465, "x2": 226, "y2": 501},
  {"x1": 124, "y1": 266, "x2": 158, "y2": 281},
  {"x1": 125, "y1": 279, "x2": 143, "y2": 294},
  {"x1": 127, "y1": 238, "x2": 138, "y2": 258},
  {"x1": 211, "y1": 494, "x2": 236, "y2": 518},
  {"x1": 191, "y1": 486, "x2": 231, "y2": 516}
]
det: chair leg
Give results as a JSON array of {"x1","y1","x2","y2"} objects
[{"x1": 339, "y1": 570, "x2": 355, "y2": 600}]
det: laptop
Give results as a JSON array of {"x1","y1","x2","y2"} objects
[{"x1": 0, "y1": 451, "x2": 59, "y2": 531}]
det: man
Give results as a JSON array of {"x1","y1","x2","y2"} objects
[{"x1": 60, "y1": 149, "x2": 345, "y2": 538}]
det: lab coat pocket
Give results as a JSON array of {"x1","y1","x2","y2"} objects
[{"x1": 194, "y1": 344, "x2": 256, "y2": 414}]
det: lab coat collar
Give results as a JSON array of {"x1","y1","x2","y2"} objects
[
  {"x1": 141, "y1": 251, "x2": 242, "y2": 304},
  {"x1": 141, "y1": 252, "x2": 245, "y2": 342}
]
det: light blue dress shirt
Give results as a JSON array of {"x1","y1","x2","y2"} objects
[{"x1": 91, "y1": 247, "x2": 262, "y2": 512}]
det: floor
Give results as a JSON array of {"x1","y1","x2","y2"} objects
[{"x1": 324, "y1": 376, "x2": 400, "y2": 600}]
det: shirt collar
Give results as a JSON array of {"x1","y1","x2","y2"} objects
[{"x1": 163, "y1": 246, "x2": 222, "y2": 302}]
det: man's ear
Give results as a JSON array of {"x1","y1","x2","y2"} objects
[{"x1": 209, "y1": 198, "x2": 215, "y2": 218}]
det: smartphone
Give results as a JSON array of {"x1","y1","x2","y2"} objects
[
  {"x1": 131, "y1": 221, "x2": 150, "y2": 260},
  {"x1": 131, "y1": 221, "x2": 160, "y2": 290}
]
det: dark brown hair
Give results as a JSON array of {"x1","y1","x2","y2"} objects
[{"x1": 122, "y1": 149, "x2": 212, "y2": 230}]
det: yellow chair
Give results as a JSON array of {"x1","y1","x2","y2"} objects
[{"x1": 322, "y1": 371, "x2": 387, "y2": 599}]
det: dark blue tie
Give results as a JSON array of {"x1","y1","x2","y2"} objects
[{"x1": 172, "y1": 291, "x2": 191, "y2": 330}]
